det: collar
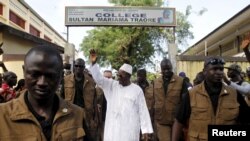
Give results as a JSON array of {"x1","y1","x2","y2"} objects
[
  {"x1": 10, "y1": 90, "x2": 73, "y2": 123},
  {"x1": 24, "y1": 92, "x2": 59, "y2": 122},
  {"x1": 68, "y1": 73, "x2": 90, "y2": 84},
  {"x1": 169, "y1": 74, "x2": 179, "y2": 83},
  {"x1": 162, "y1": 72, "x2": 174, "y2": 82},
  {"x1": 197, "y1": 81, "x2": 229, "y2": 97},
  {"x1": 154, "y1": 74, "x2": 178, "y2": 86}
]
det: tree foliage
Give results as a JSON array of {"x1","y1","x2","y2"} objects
[
  {"x1": 81, "y1": 27, "x2": 162, "y2": 71},
  {"x1": 80, "y1": 0, "x2": 202, "y2": 71},
  {"x1": 108, "y1": 0, "x2": 163, "y2": 6}
]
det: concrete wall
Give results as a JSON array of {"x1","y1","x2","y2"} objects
[
  {"x1": 0, "y1": 32, "x2": 32, "y2": 79},
  {"x1": 177, "y1": 57, "x2": 250, "y2": 84},
  {"x1": 0, "y1": 30, "x2": 63, "y2": 80},
  {"x1": 3, "y1": 32, "x2": 32, "y2": 54},
  {"x1": 4, "y1": 61, "x2": 24, "y2": 80}
]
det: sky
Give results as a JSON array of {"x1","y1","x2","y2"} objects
[{"x1": 24, "y1": 0, "x2": 249, "y2": 55}]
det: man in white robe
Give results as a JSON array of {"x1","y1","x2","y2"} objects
[{"x1": 88, "y1": 49, "x2": 153, "y2": 141}]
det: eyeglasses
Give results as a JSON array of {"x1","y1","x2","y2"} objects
[
  {"x1": 74, "y1": 65, "x2": 85, "y2": 68},
  {"x1": 211, "y1": 66, "x2": 224, "y2": 71},
  {"x1": 205, "y1": 58, "x2": 225, "y2": 66}
]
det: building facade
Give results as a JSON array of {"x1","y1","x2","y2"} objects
[
  {"x1": 182, "y1": 5, "x2": 250, "y2": 57},
  {"x1": 0, "y1": 0, "x2": 66, "y2": 47},
  {"x1": 177, "y1": 4, "x2": 250, "y2": 82},
  {"x1": 0, "y1": 0, "x2": 68, "y2": 80}
]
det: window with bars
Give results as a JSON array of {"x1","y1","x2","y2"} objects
[
  {"x1": 0, "y1": 4, "x2": 3, "y2": 15},
  {"x1": 29, "y1": 25, "x2": 40, "y2": 37},
  {"x1": 9, "y1": 10, "x2": 25, "y2": 29},
  {"x1": 44, "y1": 35, "x2": 52, "y2": 42}
]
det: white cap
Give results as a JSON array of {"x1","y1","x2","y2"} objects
[{"x1": 119, "y1": 63, "x2": 132, "y2": 75}]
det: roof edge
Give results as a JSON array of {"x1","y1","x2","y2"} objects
[{"x1": 182, "y1": 4, "x2": 250, "y2": 55}]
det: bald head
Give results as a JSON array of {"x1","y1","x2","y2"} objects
[
  {"x1": 24, "y1": 45, "x2": 63, "y2": 101},
  {"x1": 24, "y1": 45, "x2": 63, "y2": 70},
  {"x1": 75, "y1": 58, "x2": 85, "y2": 66},
  {"x1": 74, "y1": 58, "x2": 85, "y2": 75},
  {"x1": 160, "y1": 58, "x2": 172, "y2": 69},
  {"x1": 160, "y1": 58, "x2": 173, "y2": 80}
]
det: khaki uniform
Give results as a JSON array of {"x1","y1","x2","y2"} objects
[
  {"x1": 0, "y1": 92, "x2": 85, "y2": 141},
  {"x1": 145, "y1": 83, "x2": 155, "y2": 120},
  {"x1": 63, "y1": 73, "x2": 98, "y2": 140},
  {"x1": 95, "y1": 86, "x2": 105, "y2": 122},
  {"x1": 145, "y1": 84, "x2": 157, "y2": 141},
  {"x1": 95, "y1": 86, "x2": 105, "y2": 141},
  {"x1": 149, "y1": 75, "x2": 184, "y2": 141},
  {"x1": 134, "y1": 81, "x2": 154, "y2": 120},
  {"x1": 188, "y1": 82, "x2": 239, "y2": 141}
]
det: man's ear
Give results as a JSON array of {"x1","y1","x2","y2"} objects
[
  {"x1": 202, "y1": 68, "x2": 207, "y2": 76},
  {"x1": 22, "y1": 65, "x2": 25, "y2": 76}
]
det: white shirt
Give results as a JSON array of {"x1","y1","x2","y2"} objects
[
  {"x1": 229, "y1": 81, "x2": 250, "y2": 95},
  {"x1": 89, "y1": 64, "x2": 153, "y2": 141}
]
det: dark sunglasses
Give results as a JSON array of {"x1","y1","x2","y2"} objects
[
  {"x1": 211, "y1": 66, "x2": 224, "y2": 71},
  {"x1": 74, "y1": 65, "x2": 85, "y2": 68},
  {"x1": 206, "y1": 58, "x2": 225, "y2": 66}
]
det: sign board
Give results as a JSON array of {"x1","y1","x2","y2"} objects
[{"x1": 65, "y1": 6, "x2": 176, "y2": 27}]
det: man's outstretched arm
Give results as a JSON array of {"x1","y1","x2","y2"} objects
[
  {"x1": 242, "y1": 34, "x2": 250, "y2": 62},
  {"x1": 0, "y1": 61, "x2": 8, "y2": 72}
]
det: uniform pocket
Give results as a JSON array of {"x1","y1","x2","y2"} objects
[
  {"x1": 154, "y1": 107, "x2": 163, "y2": 120},
  {"x1": 220, "y1": 102, "x2": 239, "y2": 121},
  {"x1": 191, "y1": 107, "x2": 208, "y2": 120},
  {"x1": 166, "y1": 95, "x2": 180, "y2": 107},
  {"x1": 58, "y1": 127, "x2": 85, "y2": 141},
  {"x1": 154, "y1": 106, "x2": 173, "y2": 125},
  {"x1": 64, "y1": 82, "x2": 74, "y2": 101}
]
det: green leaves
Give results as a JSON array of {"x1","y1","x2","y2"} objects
[
  {"x1": 108, "y1": 0, "x2": 162, "y2": 6},
  {"x1": 80, "y1": 0, "x2": 200, "y2": 73},
  {"x1": 81, "y1": 27, "x2": 159, "y2": 70}
]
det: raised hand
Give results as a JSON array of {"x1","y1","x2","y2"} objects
[
  {"x1": 0, "y1": 61, "x2": 7, "y2": 72},
  {"x1": 241, "y1": 33, "x2": 250, "y2": 49},
  {"x1": 241, "y1": 39, "x2": 250, "y2": 49},
  {"x1": 242, "y1": 33, "x2": 250, "y2": 62},
  {"x1": 89, "y1": 49, "x2": 97, "y2": 65}
]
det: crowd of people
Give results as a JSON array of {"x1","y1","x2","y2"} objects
[{"x1": 0, "y1": 39, "x2": 249, "y2": 141}]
